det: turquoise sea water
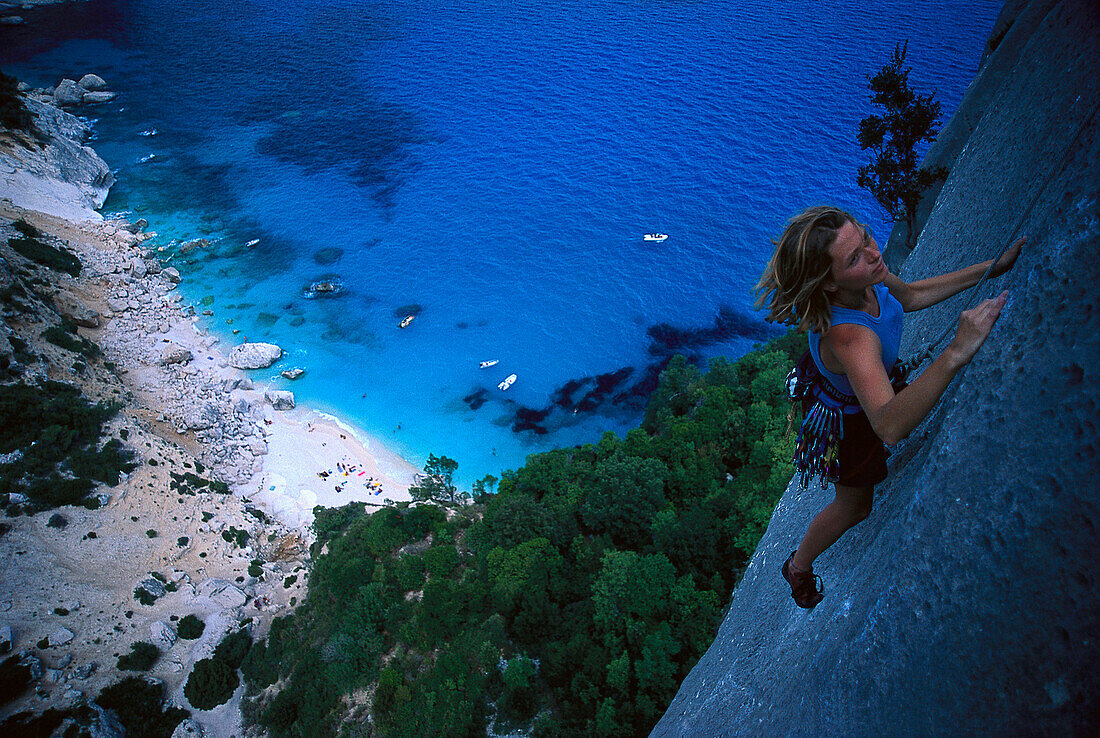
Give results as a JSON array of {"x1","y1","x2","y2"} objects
[{"x1": 0, "y1": 0, "x2": 1003, "y2": 485}]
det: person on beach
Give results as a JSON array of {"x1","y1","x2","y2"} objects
[{"x1": 754, "y1": 206, "x2": 1023, "y2": 608}]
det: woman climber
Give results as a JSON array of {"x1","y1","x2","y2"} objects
[{"x1": 754, "y1": 206, "x2": 1024, "y2": 608}]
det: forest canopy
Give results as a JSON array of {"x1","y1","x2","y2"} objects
[{"x1": 242, "y1": 330, "x2": 805, "y2": 737}]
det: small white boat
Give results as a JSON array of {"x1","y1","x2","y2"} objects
[
  {"x1": 399, "y1": 315, "x2": 415, "y2": 329},
  {"x1": 245, "y1": 238, "x2": 260, "y2": 247},
  {"x1": 498, "y1": 373, "x2": 517, "y2": 391},
  {"x1": 643, "y1": 233, "x2": 669, "y2": 242},
  {"x1": 479, "y1": 359, "x2": 499, "y2": 369}
]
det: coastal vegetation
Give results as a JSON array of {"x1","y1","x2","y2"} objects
[
  {"x1": 856, "y1": 42, "x2": 947, "y2": 249},
  {"x1": 240, "y1": 329, "x2": 804, "y2": 736},
  {"x1": 1, "y1": 665, "x2": 189, "y2": 736},
  {"x1": 0, "y1": 68, "x2": 37, "y2": 140},
  {"x1": 117, "y1": 641, "x2": 160, "y2": 671},
  {"x1": 184, "y1": 628, "x2": 253, "y2": 710},
  {"x1": 8, "y1": 220, "x2": 82, "y2": 277},
  {"x1": 177, "y1": 614, "x2": 206, "y2": 639},
  {"x1": 0, "y1": 380, "x2": 135, "y2": 512}
]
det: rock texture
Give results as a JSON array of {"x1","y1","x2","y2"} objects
[
  {"x1": 0, "y1": 95, "x2": 115, "y2": 221},
  {"x1": 228, "y1": 341, "x2": 283, "y2": 370},
  {"x1": 654, "y1": 2, "x2": 1099, "y2": 735}
]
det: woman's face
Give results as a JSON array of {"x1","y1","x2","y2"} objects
[{"x1": 826, "y1": 220, "x2": 888, "y2": 293}]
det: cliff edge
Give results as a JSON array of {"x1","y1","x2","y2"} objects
[{"x1": 654, "y1": 1, "x2": 1099, "y2": 734}]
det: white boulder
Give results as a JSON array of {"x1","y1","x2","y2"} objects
[
  {"x1": 48, "y1": 627, "x2": 75, "y2": 647},
  {"x1": 158, "y1": 343, "x2": 193, "y2": 366},
  {"x1": 265, "y1": 390, "x2": 295, "y2": 410},
  {"x1": 83, "y1": 91, "x2": 118, "y2": 104},
  {"x1": 78, "y1": 74, "x2": 108, "y2": 91},
  {"x1": 229, "y1": 342, "x2": 283, "y2": 369},
  {"x1": 52, "y1": 79, "x2": 85, "y2": 107}
]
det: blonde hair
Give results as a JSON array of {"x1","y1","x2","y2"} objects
[{"x1": 754, "y1": 206, "x2": 857, "y2": 334}]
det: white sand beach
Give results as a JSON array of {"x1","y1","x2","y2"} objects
[{"x1": 252, "y1": 406, "x2": 419, "y2": 529}]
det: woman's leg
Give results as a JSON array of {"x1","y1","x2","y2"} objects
[{"x1": 790, "y1": 483, "x2": 873, "y2": 572}]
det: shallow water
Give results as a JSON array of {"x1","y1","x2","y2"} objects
[{"x1": 0, "y1": 0, "x2": 1002, "y2": 484}]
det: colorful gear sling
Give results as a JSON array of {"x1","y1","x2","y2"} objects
[{"x1": 786, "y1": 352, "x2": 908, "y2": 489}]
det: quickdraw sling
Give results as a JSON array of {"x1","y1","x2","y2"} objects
[{"x1": 785, "y1": 351, "x2": 908, "y2": 489}]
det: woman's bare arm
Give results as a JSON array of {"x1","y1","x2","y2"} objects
[
  {"x1": 885, "y1": 237, "x2": 1025, "y2": 312},
  {"x1": 827, "y1": 292, "x2": 1010, "y2": 445}
]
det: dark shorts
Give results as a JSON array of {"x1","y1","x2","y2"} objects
[{"x1": 837, "y1": 410, "x2": 888, "y2": 488}]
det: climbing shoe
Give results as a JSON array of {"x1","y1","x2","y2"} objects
[{"x1": 782, "y1": 551, "x2": 824, "y2": 609}]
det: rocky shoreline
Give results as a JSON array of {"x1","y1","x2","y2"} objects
[{"x1": 0, "y1": 71, "x2": 417, "y2": 736}]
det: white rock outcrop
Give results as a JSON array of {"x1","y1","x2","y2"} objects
[
  {"x1": 228, "y1": 342, "x2": 283, "y2": 370},
  {"x1": 265, "y1": 390, "x2": 295, "y2": 410},
  {"x1": 0, "y1": 96, "x2": 115, "y2": 221}
]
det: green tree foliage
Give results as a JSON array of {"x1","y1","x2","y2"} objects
[
  {"x1": 408, "y1": 453, "x2": 467, "y2": 505},
  {"x1": 856, "y1": 42, "x2": 948, "y2": 249},
  {"x1": 185, "y1": 658, "x2": 239, "y2": 710},
  {"x1": 242, "y1": 331, "x2": 805, "y2": 737},
  {"x1": 580, "y1": 448, "x2": 667, "y2": 548},
  {"x1": 213, "y1": 629, "x2": 252, "y2": 670},
  {"x1": 96, "y1": 677, "x2": 190, "y2": 738},
  {"x1": 177, "y1": 614, "x2": 205, "y2": 639},
  {"x1": 499, "y1": 655, "x2": 540, "y2": 723},
  {"x1": 118, "y1": 641, "x2": 160, "y2": 671},
  {"x1": 0, "y1": 381, "x2": 134, "y2": 511}
]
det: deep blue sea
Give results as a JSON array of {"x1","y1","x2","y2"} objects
[{"x1": 0, "y1": 0, "x2": 1002, "y2": 485}]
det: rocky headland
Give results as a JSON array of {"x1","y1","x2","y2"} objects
[{"x1": 0, "y1": 68, "x2": 417, "y2": 736}]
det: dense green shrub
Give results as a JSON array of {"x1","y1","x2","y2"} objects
[
  {"x1": 177, "y1": 614, "x2": 205, "y2": 640},
  {"x1": 170, "y1": 471, "x2": 228, "y2": 496},
  {"x1": 8, "y1": 225, "x2": 81, "y2": 276},
  {"x1": 0, "y1": 708, "x2": 67, "y2": 736},
  {"x1": 96, "y1": 677, "x2": 190, "y2": 738},
  {"x1": 0, "y1": 654, "x2": 34, "y2": 707},
  {"x1": 118, "y1": 642, "x2": 160, "y2": 671},
  {"x1": 184, "y1": 658, "x2": 239, "y2": 710},
  {"x1": 42, "y1": 325, "x2": 99, "y2": 359},
  {"x1": 221, "y1": 526, "x2": 249, "y2": 547},
  {"x1": 213, "y1": 629, "x2": 252, "y2": 670},
  {"x1": 134, "y1": 587, "x2": 158, "y2": 606},
  {"x1": 0, "y1": 381, "x2": 134, "y2": 512}
]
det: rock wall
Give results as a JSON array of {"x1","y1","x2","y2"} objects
[
  {"x1": 653, "y1": 1, "x2": 1099, "y2": 734},
  {"x1": 0, "y1": 93, "x2": 115, "y2": 221}
]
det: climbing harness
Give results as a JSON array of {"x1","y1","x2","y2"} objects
[
  {"x1": 785, "y1": 351, "x2": 907, "y2": 489},
  {"x1": 783, "y1": 94, "x2": 1099, "y2": 489}
]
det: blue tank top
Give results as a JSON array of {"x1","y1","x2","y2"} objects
[{"x1": 807, "y1": 282, "x2": 904, "y2": 410}]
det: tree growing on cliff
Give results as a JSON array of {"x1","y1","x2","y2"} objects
[
  {"x1": 408, "y1": 453, "x2": 467, "y2": 505},
  {"x1": 0, "y1": 69, "x2": 37, "y2": 141},
  {"x1": 856, "y1": 42, "x2": 948, "y2": 250}
]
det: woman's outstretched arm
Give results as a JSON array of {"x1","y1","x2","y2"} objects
[
  {"x1": 885, "y1": 237, "x2": 1025, "y2": 312},
  {"x1": 828, "y1": 292, "x2": 1010, "y2": 445}
]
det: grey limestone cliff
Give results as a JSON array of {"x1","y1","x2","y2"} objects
[
  {"x1": 0, "y1": 93, "x2": 114, "y2": 221},
  {"x1": 654, "y1": 1, "x2": 1099, "y2": 735}
]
